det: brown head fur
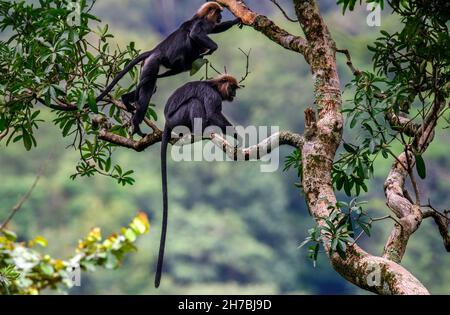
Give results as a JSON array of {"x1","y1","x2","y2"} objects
[
  {"x1": 211, "y1": 74, "x2": 240, "y2": 101},
  {"x1": 196, "y1": 2, "x2": 223, "y2": 23}
]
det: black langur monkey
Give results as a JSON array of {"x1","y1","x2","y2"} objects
[
  {"x1": 156, "y1": 74, "x2": 241, "y2": 288},
  {"x1": 96, "y1": 2, "x2": 242, "y2": 137}
]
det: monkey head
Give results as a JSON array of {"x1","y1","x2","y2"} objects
[
  {"x1": 197, "y1": 2, "x2": 223, "y2": 24},
  {"x1": 212, "y1": 74, "x2": 241, "y2": 102}
]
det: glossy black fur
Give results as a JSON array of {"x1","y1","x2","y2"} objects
[
  {"x1": 97, "y1": 14, "x2": 240, "y2": 136},
  {"x1": 156, "y1": 80, "x2": 239, "y2": 288}
]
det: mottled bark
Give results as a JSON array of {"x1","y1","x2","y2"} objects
[
  {"x1": 99, "y1": 126, "x2": 303, "y2": 154},
  {"x1": 383, "y1": 152, "x2": 423, "y2": 262},
  {"x1": 216, "y1": 0, "x2": 429, "y2": 294},
  {"x1": 211, "y1": 131, "x2": 304, "y2": 160},
  {"x1": 217, "y1": 0, "x2": 309, "y2": 55}
]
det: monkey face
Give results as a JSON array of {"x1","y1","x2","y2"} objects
[
  {"x1": 213, "y1": 75, "x2": 240, "y2": 101},
  {"x1": 222, "y1": 81, "x2": 240, "y2": 102}
]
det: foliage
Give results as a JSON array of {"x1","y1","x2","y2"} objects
[
  {"x1": 333, "y1": 0, "x2": 450, "y2": 197},
  {"x1": 0, "y1": 0, "x2": 140, "y2": 185},
  {"x1": 0, "y1": 213, "x2": 149, "y2": 295},
  {"x1": 337, "y1": 0, "x2": 385, "y2": 14},
  {"x1": 299, "y1": 199, "x2": 371, "y2": 266},
  {"x1": 283, "y1": 148, "x2": 303, "y2": 190}
]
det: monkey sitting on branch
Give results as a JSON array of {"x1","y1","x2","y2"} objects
[
  {"x1": 156, "y1": 74, "x2": 242, "y2": 288},
  {"x1": 96, "y1": 2, "x2": 243, "y2": 137}
]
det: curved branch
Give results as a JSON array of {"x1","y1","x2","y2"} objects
[
  {"x1": 423, "y1": 206, "x2": 450, "y2": 252},
  {"x1": 0, "y1": 128, "x2": 9, "y2": 142},
  {"x1": 99, "y1": 127, "x2": 303, "y2": 154},
  {"x1": 269, "y1": 0, "x2": 299, "y2": 22},
  {"x1": 216, "y1": 0, "x2": 309, "y2": 56},
  {"x1": 211, "y1": 131, "x2": 304, "y2": 160},
  {"x1": 385, "y1": 111, "x2": 421, "y2": 138}
]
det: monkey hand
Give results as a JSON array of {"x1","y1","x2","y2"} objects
[{"x1": 234, "y1": 18, "x2": 244, "y2": 29}]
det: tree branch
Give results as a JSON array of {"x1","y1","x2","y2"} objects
[
  {"x1": 216, "y1": 0, "x2": 309, "y2": 56},
  {"x1": 211, "y1": 131, "x2": 304, "y2": 160},
  {"x1": 0, "y1": 128, "x2": 9, "y2": 142},
  {"x1": 422, "y1": 203, "x2": 450, "y2": 252},
  {"x1": 269, "y1": 0, "x2": 299, "y2": 22},
  {"x1": 0, "y1": 156, "x2": 51, "y2": 230},
  {"x1": 382, "y1": 152, "x2": 423, "y2": 262},
  {"x1": 99, "y1": 126, "x2": 303, "y2": 153},
  {"x1": 385, "y1": 111, "x2": 421, "y2": 138},
  {"x1": 336, "y1": 48, "x2": 362, "y2": 76}
]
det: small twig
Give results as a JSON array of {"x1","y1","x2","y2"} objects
[
  {"x1": 401, "y1": 145, "x2": 420, "y2": 205},
  {"x1": 0, "y1": 128, "x2": 9, "y2": 142},
  {"x1": 238, "y1": 48, "x2": 252, "y2": 84},
  {"x1": 352, "y1": 215, "x2": 400, "y2": 244},
  {"x1": 209, "y1": 63, "x2": 222, "y2": 75},
  {"x1": 422, "y1": 200, "x2": 449, "y2": 221},
  {"x1": 269, "y1": 0, "x2": 299, "y2": 22},
  {"x1": 106, "y1": 97, "x2": 158, "y2": 131},
  {"x1": 0, "y1": 155, "x2": 52, "y2": 230},
  {"x1": 336, "y1": 48, "x2": 362, "y2": 76}
]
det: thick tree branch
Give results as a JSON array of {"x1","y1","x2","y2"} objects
[
  {"x1": 216, "y1": 0, "x2": 309, "y2": 56},
  {"x1": 211, "y1": 131, "x2": 304, "y2": 160},
  {"x1": 383, "y1": 152, "x2": 423, "y2": 262},
  {"x1": 385, "y1": 111, "x2": 421, "y2": 138},
  {"x1": 423, "y1": 205, "x2": 450, "y2": 252},
  {"x1": 99, "y1": 126, "x2": 303, "y2": 154},
  {"x1": 0, "y1": 128, "x2": 8, "y2": 142}
]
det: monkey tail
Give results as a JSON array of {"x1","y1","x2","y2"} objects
[
  {"x1": 155, "y1": 126, "x2": 171, "y2": 288},
  {"x1": 96, "y1": 50, "x2": 154, "y2": 103}
]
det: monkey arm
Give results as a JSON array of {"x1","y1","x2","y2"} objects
[
  {"x1": 210, "y1": 19, "x2": 241, "y2": 34},
  {"x1": 189, "y1": 22, "x2": 219, "y2": 53},
  {"x1": 208, "y1": 112, "x2": 242, "y2": 147},
  {"x1": 157, "y1": 68, "x2": 184, "y2": 78},
  {"x1": 209, "y1": 113, "x2": 232, "y2": 132}
]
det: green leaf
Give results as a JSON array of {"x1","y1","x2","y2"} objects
[
  {"x1": 124, "y1": 228, "x2": 136, "y2": 242},
  {"x1": 40, "y1": 263, "x2": 54, "y2": 276},
  {"x1": 190, "y1": 58, "x2": 207, "y2": 76},
  {"x1": 105, "y1": 252, "x2": 119, "y2": 269},
  {"x1": 33, "y1": 236, "x2": 48, "y2": 247},
  {"x1": 22, "y1": 129, "x2": 32, "y2": 151},
  {"x1": 415, "y1": 154, "x2": 426, "y2": 179},
  {"x1": 1, "y1": 229, "x2": 17, "y2": 241},
  {"x1": 88, "y1": 91, "x2": 98, "y2": 113},
  {"x1": 77, "y1": 91, "x2": 87, "y2": 109}
]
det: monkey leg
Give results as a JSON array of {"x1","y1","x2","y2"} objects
[
  {"x1": 188, "y1": 100, "x2": 207, "y2": 139},
  {"x1": 121, "y1": 91, "x2": 136, "y2": 112},
  {"x1": 132, "y1": 56, "x2": 160, "y2": 137}
]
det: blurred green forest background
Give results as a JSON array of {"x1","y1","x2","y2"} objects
[{"x1": 1, "y1": 0, "x2": 449, "y2": 294}]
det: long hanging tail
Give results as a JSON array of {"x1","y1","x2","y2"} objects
[
  {"x1": 155, "y1": 126, "x2": 171, "y2": 288},
  {"x1": 96, "y1": 50, "x2": 153, "y2": 102}
]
